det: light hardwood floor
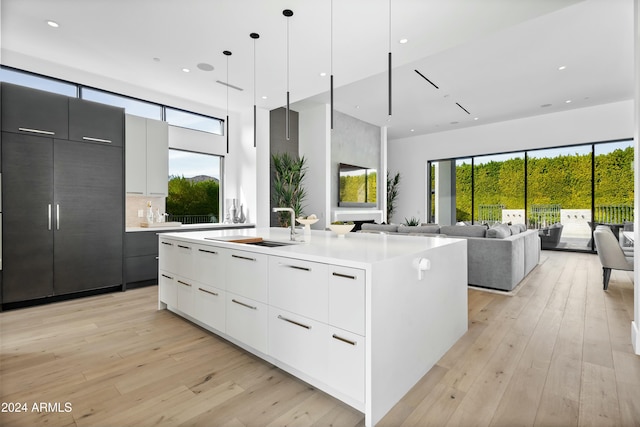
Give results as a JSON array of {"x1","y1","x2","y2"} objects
[{"x1": 1, "y1": 251, "x2": 638, "y2": 427}]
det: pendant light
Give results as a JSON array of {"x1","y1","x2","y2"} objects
[
  {"x1": 223, "y1": 50, "x2": 232, "y2": 153},
  {"x1": 330, "y1": 0, "x2": 334, "y2": 130},
  {"x1": 250, "y1": 33, "x2": 260, "y2": 147},
  {"x1": 283, "y1": 9, "x2": 293, "y2": 140},
  {"x1": 388, "y1": 0, "x2": 392, "y2": 116}
]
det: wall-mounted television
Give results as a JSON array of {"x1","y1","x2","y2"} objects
[{"x1": 338, "y1": 163, "x2": 377, "y2": 207}]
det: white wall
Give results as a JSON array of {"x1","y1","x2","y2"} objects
[
  {"x1": 632, "y1": 0, "x2": 639, "y2": 356},
  {"x1": 388, "y1": 100, "x2": 634, "y2": 224}
]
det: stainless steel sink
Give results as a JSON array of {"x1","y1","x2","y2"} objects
[{"x1": 245, "y1": 240, "x2": 296, "y2": 247}]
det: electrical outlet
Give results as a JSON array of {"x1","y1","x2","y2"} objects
[{"x1": 138, "y1": 209, "x2": 144, "y2": 217}]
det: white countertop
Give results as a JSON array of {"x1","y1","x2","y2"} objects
[
  {"x1": 160, "y1": 227, "x2": 464, "y2": 268},
  {"x1": 126, "y1": 223, "x2": 254, "y2": 233}
]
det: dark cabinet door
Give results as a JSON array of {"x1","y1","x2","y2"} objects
[
  {"x1": 68, "y1": 98, "x2": 124, "y2": 147},
  {"x1": 1, "y1": 83, "x2": 69, "y2": 139},
  {"x1": 53, "y1": 140, "x2": 123, "y2": 295},
  {"x1": 1, "y1": 132, "x2": 54, "y2": 303}
]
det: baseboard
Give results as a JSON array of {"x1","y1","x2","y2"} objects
[{"x1": 633, "y1": 321, "x2": 640, "y2": 355}]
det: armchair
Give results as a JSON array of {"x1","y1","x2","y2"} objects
[
  {"x1": 593, "y1": 225, "x2": 633, "y2": 290},
  {"x1": 538, "y1": 223, "x2": 563, "y2": 249}
]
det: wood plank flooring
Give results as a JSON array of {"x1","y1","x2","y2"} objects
[{"x1": 1, "y1": 250, "x2": 638, "y2": 426}]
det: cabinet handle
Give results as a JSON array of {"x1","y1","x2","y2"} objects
[
  {"x1": 278, "y1": 315, "x2": 312, "y2": 330},
  {"x1": 177, "y1": 280, "x2": 192, "y2": 287},
  {"x1": 198, "y1": 249, "x2": 218, "y2": 255},
  {"x1": 82, "y1": 136, "x2": 112, "y2": 144},
  {"x1": 332, "y1": 272, "x2": 356, "y2": 280},
  {"x1": 56, "y1": 204, "x2": 60, "y2": 230},
  {"x1": 280, "y1": 263, "x2": 311, "y2": 272},
  {"x1": 177, "y1": 245, "x2": 191, "y2": 250},
  {"x1": 48, "y1": 204, "x2": 52, "y2": 231},
  {"x1": 232, "y1": 299, "x2": 257, "y2": 310},
  {"x1": 155, "y1": 257, "x2": 159, "y2": 260},
  {"x1": 126, "y1": 191, "x2": 144, "y2": 195},
  {"x1": 19, "y1": 127, "x2": 55, "y2": 135},
  {"x1": 161, "y1": 241, "x2": 174, "y2": 246},
  {"x1": 161, "y1": 274, "x2": 174, "y2": 280},
  {"x1": 232, "y1": 254, "x2": 256, "y2": 262},
  {"x1": 332, "y1": 334, "x2": 357, "y2": 346},
  {"x1": 198, "y1": 287, "x2": 218, "y2": 296},
  {"x1": 149, "y1": 192, "x2": 166, "y2": 195}
]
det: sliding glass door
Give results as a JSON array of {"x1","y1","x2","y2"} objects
[{"x1": 473, "y1": 153, "x2": 525, "y2": 225}]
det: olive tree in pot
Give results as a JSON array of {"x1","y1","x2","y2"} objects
[{"x1": 271, "y1": 152, "x2": 308, "y2": 227}]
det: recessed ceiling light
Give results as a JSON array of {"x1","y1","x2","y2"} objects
[
  {"x1": 565, "y1": 99, "x2": 572, "y2": 103},
  {"x1": 197, "y1": 63, "x2": 214, "y2": 71},
  {"x1": 182, "y1": 68, "x2": 190, "y2": 73},
  {"x1": 558, "y1": 65, "x2": 567, "y2": 71},
  {"x1": 355, "y1": 105, "x2": 360, "y2": 109},
  {"x1": 399, "y1": 38, "x2": 408, "y2": 44},
  {"x1": 47, "y1": 20, "x2": 59, "y2": 28},
  {"x1": 261, "y1": 96, "x2": 268, "y2": 99},
  {"x1": 410, "y1": 129, "x2": 415, "y2": 132},
  {"x1": 474, "y1": 117, "x2": 479, "y2": 121},
  {"x1": 319, "y1": 72, "x2": 327, "y2": 77}
]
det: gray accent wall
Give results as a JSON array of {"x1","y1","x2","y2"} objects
[{"x1": 331, "y1": 110, "x2": 381, "y2": 210}]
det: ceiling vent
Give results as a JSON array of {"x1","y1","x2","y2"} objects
[
  {"x1": 216, "y1": 80, "x2": 244, "y2": 91},
  {"x1": 414, "y1": 69, "x2": 439, "y2": 89}
]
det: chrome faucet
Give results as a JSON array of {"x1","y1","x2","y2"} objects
[{"x1": 273, "y1": 207, "x2": 297, "y2": 241}]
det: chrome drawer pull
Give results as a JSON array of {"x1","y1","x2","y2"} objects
[
  {"x1": 177, "y1": 280, "x2": 192, "y2": 287},
  {"x1": 332, "y1": 334, "x2": 357, "y2": 346},
  {"x1": 232, "y1": 254, "x2": 256, "y2": 262},
  {"x1": 332, "y1": 272, "x2": 356, "y2": 280},
  {"x1": 277, "y1": 315, "x2": 311, "y2": 330},
  {"x1": 177, "y1": 245, "x2": 191, "y2": 250},
  {"x1": 126, "y1": 191, "x2": 144, "y2": 195},
  {"x1": 18, "y1": 127, "x2": 55, "y2": 135},
  {"x1": 232, "y1": 299, "x2": 257, "y2": 310},
  {"x1": 48, "y1": 204, "x2": 52, "y2": 230},
  {"x1": 82, "y1": 136, "x2": 112, "y2": 144},
  {"x1": 161, "y1": 241, "x2": 173, "y2": 246},
  {"x1": 198, "y1": 249, "x2": 218, "y2": 255},
  {"x1": 198, "y1": 287, "x2": 218, "y2": 296},
  {"x1": 161, "y1": 274, "x2": 174, "y2": 280},
  {"x1": 282, "y1": 264, "x2": 311, "y2": 272}
]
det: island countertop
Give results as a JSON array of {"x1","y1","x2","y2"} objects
[{"x1": 159, "y1": 226, "x2": 464, "y2": 268}]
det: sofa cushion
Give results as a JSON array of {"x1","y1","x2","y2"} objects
[
  {"x1": 399, "y1": 224, "x2": 440, "y2": 234},
  {"x1": 440, "y1": 224, "x2": 487, "y2": 238},
  {"x1": 509, "y1": 225, "x2": 521, "y2": 235},
  {"x1": 361, "y1": 223, "x2": 398, "y2": 233},
  {"x1": 486, "y1": 223, "x2": 511, "y2": 239}
]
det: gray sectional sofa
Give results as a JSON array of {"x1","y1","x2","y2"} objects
[{"x1": 360, "y1": 223, "x2": 540, "y2": 291}]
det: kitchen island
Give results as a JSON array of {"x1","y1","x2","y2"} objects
[{"x1": 158, "y1": 227, "x2": 468, "y2": 426}]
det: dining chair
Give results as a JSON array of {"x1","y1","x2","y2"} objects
[{"x1": 593, "y1": 225, "x2": 634, "y2": 290}]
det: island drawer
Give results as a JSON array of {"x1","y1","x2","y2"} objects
[
  {"x1": 269, "y1": 256, "x2": 329, "y2": 323},
  {"x1": 226, "y1": 292, "x2": 268, "y2": 354},
  {"x1": 328, "y1": 266, "x2": 366, "y2": 336},
  {"x1": 195, "y1": 283, "x2": 226, "y2": 333},
  {"x1": 225, "y1": 250, "x2": 268, "y2": 302},
  {"x1": 192, "y1": 244, "x2": 227, "y2": 289}
]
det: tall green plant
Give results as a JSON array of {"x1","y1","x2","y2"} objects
[
  {"x1": 271, "y1": 153, "x2": 308, "y2": 227},
  {"x1": 386, "y1": 170, "x2": 401, "y2": 222}
]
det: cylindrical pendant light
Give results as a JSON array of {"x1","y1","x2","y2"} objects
[
  {"x1": 223, "y1": 50, "x2": 232, "y2": 153},
  {"x1": 250, "y1": 33, "x2": 260, "y2": 148},
  {"x1": 388, "y1": 0, "x2": 392, "y2": 116},
  {"x1": 330, "y1": 0, "x2": 334, "y2": 130},
  {"x1": 283, "y1": 9, "x2": 293, "y2": 141}
]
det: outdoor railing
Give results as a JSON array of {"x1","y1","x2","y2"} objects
[
  {"x1": 477, "y1": 204, "x2": 504, "y2": 223},
  {"x1": 528, "y1": 204, "x2": 561, "y2": 229},
  {"x1": 594, "y1": 205, "x2": 633, "y2": 224},
  {"x1": 167, "y1": 214, "x2": 218, "y2": 224}
]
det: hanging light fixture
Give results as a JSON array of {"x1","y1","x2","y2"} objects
[
  {"x1": 283, "y1": 9, "x2": 293, "y2": 140},
  {"x1": 330, "y1": 0, "x2": 334, "y2": 130},
  {"x1": 223, "y1": 50, "x2": 232, "y2": 153},
  {"x1": 250, "y1": 33, "x2": 260, "y2": 148},
  {"x1": 388, "y1": 0, "x2": 392, "y2": 116}
]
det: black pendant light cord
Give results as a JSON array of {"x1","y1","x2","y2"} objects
[
  {"x1": 224, "y1": 50, "x2": 232, "y2": 153},
  {"x1": 388, "y1": 0, "x2": 392, "y2": 117},
  {"x1": 283, "y1": 9, "x2": 293, "y2": 141},
  {"x1": 250, "y1": 33, "x2": 260, "y2": 148},
  {"x1": 330, "y1": 0, "x2": 334, "y2": 130}
]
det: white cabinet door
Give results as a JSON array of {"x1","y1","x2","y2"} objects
[
  {"x1": 176, "y1": 275, "x2": 195, "y2": 317},
  {"x1": 269, "y1": 256, "x2": 328, "y2": 323},
  {"x1": 194, "y1": 284, "x2": 225, "y2": 332},
  {"x1": 327, "y1": 326, "x2": 365, "y2": 403},
  {"x1": 268, "y1": 307, "x2": 328, "y2": 382},
  {"x1": 225, "y1": 292, "x2": 268, "y2": 353},
  {"x1": 328, "y1": 266, "x2": 366, "y2": 335},
  {"x1": 146, "y1": 118, "x2": 168, "y2": 196},
  {"x1": 158, "y1": 238, "x2": 177, "y2": 274},
  {"x1": 175, "y1": 242, "x2": 195, "y2": 279},
  {"x1": 193, "y1": 244, "x2": 226, "y2": 289},
  {"x1": 226, "y1": 250, "x2": 268, "y2": 302},
  {"x1": 125, "y1": 114, "x2": 146, "y2": 195},
  {"x1": 159, "y1": 270, "x2": 177, "y2": 308}
]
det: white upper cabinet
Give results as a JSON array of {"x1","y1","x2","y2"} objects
[{"x1": 125, "y1": 114, "x2": 168, "y2": 196}]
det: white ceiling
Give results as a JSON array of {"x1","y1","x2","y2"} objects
[{"x1": 0, "y1": 0, "x2": 635, "y2": 140}]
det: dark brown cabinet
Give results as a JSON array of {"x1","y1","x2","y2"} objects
[
  {"x1": 1, "y1": 83, "x2": 124, "y2": 305},
  {"x1": 69, "y1": 98, "x2": 124, "y2": 146}
]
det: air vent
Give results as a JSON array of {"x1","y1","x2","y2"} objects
[
  {"x1": 414, "y1": 70, "x2": 439, "y2": 89},
  {"x1": 216, "y1": 80, "x2": 244, "y2": 91},
  {"x1": 455, "y1": 103, "x2": 470, "y2": 115}
]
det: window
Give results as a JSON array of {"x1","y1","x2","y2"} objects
[
  {"x1": 474, "y1": 152, "x2": 525, "y2": 224},
  {"x1": 81, "y1": 88, "x2": 161, "y2": 119},
  {"x1": 166, "y1": 149, "x2": 222, "y2": 224},
  {"x1": 0, "y1": 66, "x2": 77, "y2": 97},
  {"x1": 165, "y1": 108, "x2": 224, "y2": 135}
]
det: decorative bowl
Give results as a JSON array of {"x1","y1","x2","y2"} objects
[
  {"x1": 296, "y1": 217, "x2": 319, "y2": 226},
  {"x1": 329, "y1": 223, "x2": 355, "y2": 237}
]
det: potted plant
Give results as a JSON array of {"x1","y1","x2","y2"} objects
[
  {"x1": 387, "y1": 170, "x2": 401, "y2": 222},
  {"x1": 271, "y1": 152, "x2": 308, "y2": 227}
]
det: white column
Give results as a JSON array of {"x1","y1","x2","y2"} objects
[{"x1": 632, "y1": 0, "x2": 639, "y2": 355}]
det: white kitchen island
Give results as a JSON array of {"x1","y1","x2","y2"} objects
[{"x1": 157, "y1": 227, "x2": 468, "y2": 426}]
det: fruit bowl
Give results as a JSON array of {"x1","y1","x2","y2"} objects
[
  {"x1": 328, "y1": 223, "x2": 355, "y2": 237},
  {"x1": 296, "y1": 217, "x2": 319, "y2": 226}
]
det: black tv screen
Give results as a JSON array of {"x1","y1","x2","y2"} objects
[{"x1": 338, "y1": 163, "x2": 377, "y2": 207}]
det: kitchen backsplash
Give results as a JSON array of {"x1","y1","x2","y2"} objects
[{"x1": 126, "y1": 195, "x2": 166, "y2": 228}]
